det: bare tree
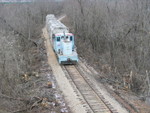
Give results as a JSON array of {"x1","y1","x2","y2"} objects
[{"x1": 65, "y1": 0, "x2": 150, "y2": 94}]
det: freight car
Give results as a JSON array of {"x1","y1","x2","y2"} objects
[{"x1": 46, "y1": 14, "x2": 78, "y2": 64}]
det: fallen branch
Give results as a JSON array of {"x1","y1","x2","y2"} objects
[
  {"x1": 0, "y1": 93, "x2": 25, "y2": 101},
  {"x1": 30, "y1": 97, "x2": 43, "y2": 110},
  {"x1": 12, "y1": 109, "x2": 28, "y2": 113}
]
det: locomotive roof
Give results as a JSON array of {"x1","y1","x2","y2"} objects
[
  {"x1": 47, "y1": 18, "x2": 67, "y2": 29},
  {"x1": 55, "y1": 33, "x2": 73, "y2": 36}
]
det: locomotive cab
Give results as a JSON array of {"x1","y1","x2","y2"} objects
[{"x1": 52, "y1": 33, "x2": 78, "y2": 64}]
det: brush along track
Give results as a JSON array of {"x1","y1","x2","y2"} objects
[
  {"x1": 63, "y1": 65, "x2": 118, "y2": 113},
  {"x1": 78, "y1": 61, "x2": 138, "y2": 113}
]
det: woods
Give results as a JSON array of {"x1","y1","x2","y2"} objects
[
  {"x1": 0, "y1": 1, "x2": 64, "y2": 112},
  {"x1": 65, "y1": 0, "x2": 150, "y2": 95},
  {"x1": 0, "y1": 0, "x2": 150, "y2": 112}
]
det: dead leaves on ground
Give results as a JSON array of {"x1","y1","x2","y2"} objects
[
  {"x1": 30, "y1": 97, "x2": 59, "y2": 110},
  {"x1": 20, "y1": 71, "x2": 39, "y2": 82}
]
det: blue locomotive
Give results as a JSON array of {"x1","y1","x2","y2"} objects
[{"x1": 46, "y1": 14, "x2": 78, "y2": 64}]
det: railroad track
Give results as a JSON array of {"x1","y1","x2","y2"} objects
[{"x1": 63, "y1": 65, "x2": 118, "y2": 113}]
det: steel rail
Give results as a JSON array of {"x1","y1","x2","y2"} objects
[{"x1": 64, "y1": 65, "x2": 117, "y2": 113}]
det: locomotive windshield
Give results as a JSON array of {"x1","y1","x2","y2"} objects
[
  {"x1": 57, "y1": 37, "x2": 60, "y2": 41},
  {"x1": 58, "y1": 35, "x2": 74, "y2": 42},
  {"x1": 70, "y1": 36, "x2": 73, "y2": 41}
]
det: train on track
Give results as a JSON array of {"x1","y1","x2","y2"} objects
[{"x1": 46, "y1": 14, "x2": 78, "y2": 64}]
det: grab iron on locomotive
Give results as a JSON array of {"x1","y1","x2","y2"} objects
[{"x1": 46, "y1": 14, "x2": 78, "y2": 64}]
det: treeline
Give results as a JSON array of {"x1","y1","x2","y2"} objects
[{"x1": 65, "y1": 0, "x2": 150, "y2": 95}]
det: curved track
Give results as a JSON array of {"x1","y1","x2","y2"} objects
[{"x1": 63, "y1": 65, "x2": 118, "y2": 113}]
